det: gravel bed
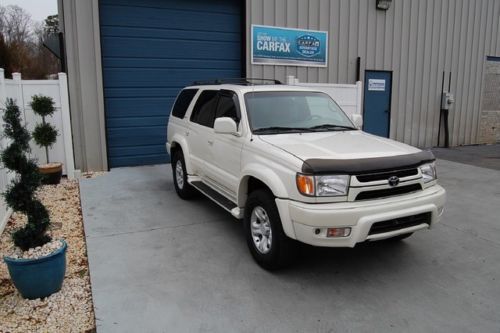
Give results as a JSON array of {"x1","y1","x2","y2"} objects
[
  {"x1": 0, "y1": 180, "x2": 96, "y2": 332},
  {"x1": 7, "y1": 239, "x2": 65, "y2": 260},
  {"x1": 81, "y1": 171, "x2": 106, "y2": 179}
]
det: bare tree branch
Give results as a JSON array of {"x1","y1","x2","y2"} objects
[{"x1": 0, "y1": 5, "x2": 59, "y2": 79}]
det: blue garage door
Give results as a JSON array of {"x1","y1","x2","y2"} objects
[{"x1": 99, "y1": 0, "x2": 242, "y2": 167}]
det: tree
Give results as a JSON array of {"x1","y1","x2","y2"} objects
[
  {"x1": 1, "y1": 99, "x2": 51, "y2": 251},
  {"x1": 0, "y1": 5, "x2": 34, "y2": 44},
  {"x1": 0, "y1": 34, "x2": 11, "y2": 77},
  {"x1": 0, "y1": 5, "x2": 59, "y2": 79},
  {"x1": 31, "y1": 95, "x2": 58, "y2": 163},
  {"x1": 43, "y1": 15, "x2": 59, "y2": 36}
]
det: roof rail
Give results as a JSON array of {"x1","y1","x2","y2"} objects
[{"x1": 192, "y1": 78, "x2": 282, "y2": 86}]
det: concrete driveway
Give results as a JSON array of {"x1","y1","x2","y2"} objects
[{"x1": 80, "y1": 159, "x2": 500, "y2": 332}]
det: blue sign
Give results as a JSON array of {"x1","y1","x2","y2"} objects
[{"x1": 251, "y1": 25, "x2": 328, "y2": 67}]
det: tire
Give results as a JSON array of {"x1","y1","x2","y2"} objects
[
  {"x1": 244, "y1": 189, "x2": 296, "y2": 270},
  {"x1": 385, "y1": 232, "x2": 413, "y2": 242},
  {"x1": 171, "y1": 150, "x2": 197, "y2": 199}
]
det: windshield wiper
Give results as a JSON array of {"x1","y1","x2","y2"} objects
[
  {"x1": 309, "y1": 124, "x2": 357, "y2": 131},
  {"x1": 253, "y1": 126, "x2": 316, "y2": 134}
]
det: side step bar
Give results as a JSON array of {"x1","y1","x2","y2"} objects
[{"x1": 190, "y1": 181, "x2": 243, "y2": 219}]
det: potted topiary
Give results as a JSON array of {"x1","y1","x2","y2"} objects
[
  {"x1": 30, "y1": 95, "x2": 62, "y2": 185},
  {"x1": 1, "y1": 98, "x2": 67, "y2": 300}
]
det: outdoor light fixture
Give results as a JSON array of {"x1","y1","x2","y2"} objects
[{"x1": 376, "y1": 0, "x2": 392, "y2": 10}]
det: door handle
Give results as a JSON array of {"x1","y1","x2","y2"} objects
[{"x1": 207, "y1": 140, "x2": 214, "y2": 145}]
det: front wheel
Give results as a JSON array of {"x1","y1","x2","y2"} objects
[{"x1": 244, "y1": 190, "x2": 296, "y2": 270}]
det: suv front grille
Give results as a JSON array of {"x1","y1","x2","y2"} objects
[
  {"x1": 355, "y1": 183, "x2": 422, "y2": 201},
  {"x1": 368, "y1": 212, "x2": 431, "y2": 235},
  {"x1": 356, "y1": 168, "x2": 419, "y2": 182}
]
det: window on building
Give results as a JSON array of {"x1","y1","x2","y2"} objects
[
  {"x1": 190, "y1": 90, "x2": 218, "y2": 127},
  {"x1": 171, "y1": 89, "x2": 198, "y2": 119}
]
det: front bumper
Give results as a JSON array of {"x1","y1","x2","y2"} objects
[{"x1": 275, "y1": 185, "x2": 446, "y2": 247}]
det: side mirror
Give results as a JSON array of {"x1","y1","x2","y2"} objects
[
  {"x1": 351, "y1": 114, "x2": 363, "y2": 129},
  {"x1": 214, "y1": 117, "x2": 238, "y2": 135}
]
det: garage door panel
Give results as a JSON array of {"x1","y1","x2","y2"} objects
[
  {"x1": 100, "y1": 0, "x2": 241, "y2": 167},
  {"x1": 102, "y1": 0, "x2": 240, "y2": 15},
  {"x1": 101, "y1": 26, "x2": 240, "y2": 43},
  {"x1": 104, "y1": 97, "x2": 174, "y2": 117},
  {"x1": 102, "y1": 58, "x2": 241, "y2": 71},
  {"x1": 104, "y1": 87, "x2": 182, "y2": 99},
  {"x1": 106, "y1": 116, "x2": 168, "y2": 129},
  {"x1": 108, "y1": 145, "x2": 166, "y2": 158},
  {"x1": 100, "y1": 9, "x2": 240, "y2": 34},
  {"x1": 101, "y1": 37, "x2": 241, "y2": 60},
  {"x1": 107, "y1": 127, "x2": 166, "y2": 147},
  {"x1": 109, "y1": 154, "x2": 167, "y2": 168},
  {"x1": 102, "y1": 68, "x2": 241, "y2": 88}
]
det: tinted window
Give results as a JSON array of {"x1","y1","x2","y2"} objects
[
  {"x1": 171, "y1": 89, "x2": 198, "y2": 118},
  {"x1": 215, "y1": 92, "x2": 240, "y2": 122},
  {"x1": 190, "y1": 90, "x2": 218, "y2": 127}
]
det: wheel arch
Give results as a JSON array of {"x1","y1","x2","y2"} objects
[
  {"x1": 237, "y1": 167, "x2": 288, "y2": 208},
  {"x1": 169, "y1": 135, "x2": 192, "y2": 174}
]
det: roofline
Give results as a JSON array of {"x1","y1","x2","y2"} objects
[{"x1": 183, "y1": 84, "x2": 328, "y2": 93}]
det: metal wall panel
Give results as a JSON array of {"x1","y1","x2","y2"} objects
[
  {"x1": 60, "y1": 0, "x2": 108, "y2": 172},
  {"x1": 247, "y1": 0, "x2": 500, "y2": 147}
]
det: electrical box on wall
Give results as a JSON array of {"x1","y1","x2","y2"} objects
[{"x1": 441, "y1": 92, "x2": 455, "y2": 110}]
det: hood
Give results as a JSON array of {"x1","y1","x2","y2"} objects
[{"x1": 258, "y1": 130, "x2": 421, "y2": 161}]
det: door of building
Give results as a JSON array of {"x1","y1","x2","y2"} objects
[
  {"x1": 99, "y1": 0, "x2": 243, "y2": 167},
  {"x1": 363, "y1": 71, "x2": 392, "y2": 137}
]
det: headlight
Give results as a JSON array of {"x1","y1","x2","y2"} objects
[
  {"x1": 296, "y1": 174, "x2": 350, "y2": 196},
  {"x1": 316, "y1": 175, "x2": 350, "y2": 196},
  {"x1": 419, "y1": 163, "x2": 436, "y2": 183}
]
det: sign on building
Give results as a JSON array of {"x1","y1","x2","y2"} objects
[
  {"x1": 251, "y1": 25, "x2": 328, "y2": 67},
  {"x1": 368, "y1": 79, "x2": 386, "y2": 91}
]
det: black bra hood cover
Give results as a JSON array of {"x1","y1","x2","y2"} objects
[{"x1": 301, "y1": 150, "x2": 435, "y2": 175}]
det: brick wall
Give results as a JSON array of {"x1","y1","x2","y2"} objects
[{"x1": 479, "y1": 60, "x2": 500, "y2": 144}]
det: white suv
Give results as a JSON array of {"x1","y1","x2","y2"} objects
[{"x1": 166, "y1": 79, "x2": 446, "y2": 269}]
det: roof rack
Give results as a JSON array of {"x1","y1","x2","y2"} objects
[{"x1": 192, "y1": 78, "x2": 282, "y2": 86}]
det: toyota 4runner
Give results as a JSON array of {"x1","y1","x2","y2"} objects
[{"x1": 166, "y1": 79, "x2": 446, "y2": 269}]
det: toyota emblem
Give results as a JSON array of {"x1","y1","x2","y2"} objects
[{"x1": 388, "y1": 175, "x2": 400, "y2": 187}]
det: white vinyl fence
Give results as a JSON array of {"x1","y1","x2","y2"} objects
[
  {"x1": 286, "y1": 75, "x2": 363, "y2": 118},
  {"x1": 0, "y1": 69, "x2": 75, "y2": 234}
]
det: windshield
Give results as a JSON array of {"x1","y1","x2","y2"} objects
[{"x1": 244, "y1": 91, "x2": 356, "y2": 134}]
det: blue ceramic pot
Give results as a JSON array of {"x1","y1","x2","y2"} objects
[{"x1": 3, "y1": 240, "x2": 67, "y2": 299}]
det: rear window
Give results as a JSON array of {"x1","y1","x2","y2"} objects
[{"x1": 171, "y1": 89, "x2": 198, "y2": 118}]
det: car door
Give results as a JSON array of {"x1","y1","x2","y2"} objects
[
  {"x1": 204, "y1": 90, "x2": 244, "y2": 199},
  {"x1": 187, "y1": 90, "x2": 218, "y2": 177}
]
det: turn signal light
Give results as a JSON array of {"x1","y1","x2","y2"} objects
[
  {"x1": 296, "y1": 174, "x2": 314, "y2": 196},
  {"x1": 327, "y1": 227, "x2": 351, "y2": 238}
]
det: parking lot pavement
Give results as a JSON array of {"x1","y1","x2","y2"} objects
[
  {"x1": 433, "y1": 144, "x2": 500, "y2": 171},
  {"x1": 80, "y1": 160, "x2": 500, "y2": 333}
]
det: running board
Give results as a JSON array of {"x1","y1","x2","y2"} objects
[{"x1": 190, "y1": 180, "x2": 241, "y2": 218}]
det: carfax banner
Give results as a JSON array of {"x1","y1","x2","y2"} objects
[{"x1": 251, "y1": 25, "x2": 328, "y2": 67}]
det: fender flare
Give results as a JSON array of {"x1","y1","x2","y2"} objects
[
  {"x1": 169, "y1": 135, "x2": 193, "y2": 174},
  {"x1": 237, "y1": 164, "x2": 288, "y2": 207},
  {"x1": 238, "y1": 165, "x2": 296, "y2": 239}
]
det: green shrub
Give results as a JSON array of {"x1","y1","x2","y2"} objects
[
  {"x1": 30, "y1": 95, "x2": 58, "y2": 163},
  {"x1": 32, "y1": 123, "x2": 58, "y2": 148},
  {"x1": 1, "y1": 99, "x2": 51, "y2": 250},
  {"x1": 29, "y1": 95, "x2": 56, "y2": 117}
]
